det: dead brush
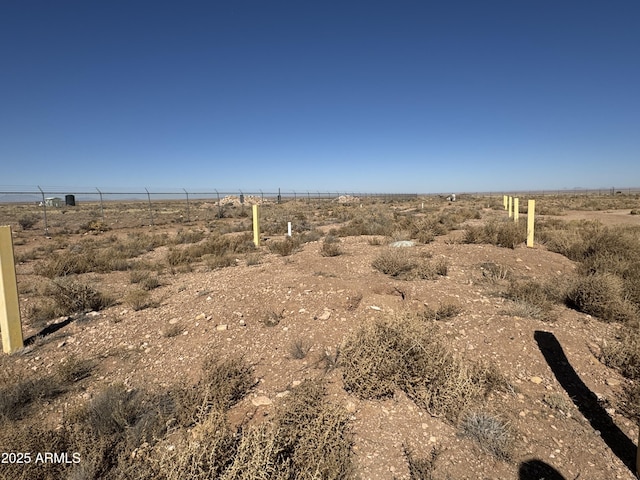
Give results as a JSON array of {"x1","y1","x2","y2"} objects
[
  {"x1": 404, "y1": 445, "x2": 442, "y2": 480},
  {"x1": 371, "y1": 248, "x2": 417, "y2": 277},
  {"x1": 289, "y1": 338, "x2": 312, "y2": 359},
  {"x1": 502, "y1": 279, "x2": 562, "y2": 322},
  {"x1": 320, "y1": 234, "x2": 343, "y2": 257},
  {"x1": 421, "y1": 302, "x2": 462, "y2": 321},
  {"x1": 341, "y1": 315, "x2": 505, "y2": 422},
  {"x1": 267, "y1": 237, "x2": 301, "y2": 256},
  {"x1": 315, "y1": 346, "x2": 340, "y2": 372},
  {"x1": 56, "y1": 355, "x2": 95, "y2": 383},
  {"x1": 600, "y1": 327, "x2": 640, "y2": 380},
  {"x1": 48, "y1": 279, "x2": 114, "y2": 315},
  {"x1": 173, "y1": 355, "x2": 255, "y2": 427},
  {"x1": 566, "y1": 273, "x2": 637, "y2": 323},
  {"x1": 458, "y1": 411, "x2": 512, "y2": 461},
  {"x1": 478, "y1": 262, "x2": 511, "y2": 283},
  {"x1": 125, "y1": 289, "x2": 159, "y2": 311}
]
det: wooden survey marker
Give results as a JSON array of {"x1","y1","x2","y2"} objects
[{"x1": 0, "y1": 226, "x2": 23, "y2": 353}]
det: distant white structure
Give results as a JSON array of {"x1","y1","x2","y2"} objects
[
  {"x1": 446, "y1": 194, "x2": 456, "y2": 202},
  {"x1": 43, "y1": 197, "x2": 63, "y2": 207}
]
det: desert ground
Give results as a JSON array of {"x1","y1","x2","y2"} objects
[{"x1": 1, "y1": 193, "x2": 639, "y2": 480}]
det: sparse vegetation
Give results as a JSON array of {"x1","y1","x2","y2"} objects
[
  {"x1": 321, "y1": 234, "x2": 343, "y2": 257},
  {"x1": 341, "y1": 315, "x2": 505, "y2": 422},
  {"x1": 458, "y1": 411, "x2": 512, "y2": 461}
]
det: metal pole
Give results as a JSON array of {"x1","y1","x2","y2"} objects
[
  {"x1": 145, "y1": 188, "x2": 154, "y2": 226},
  {"x1": 96, "y1": 187, "x2": 105, "y2": 221},
  {"x1": 37, "y1": 185, "x2": 48, "y2": 235},
  {"x1": 183, "y1": 188, "x2": 190, "y2": 222},
  {"x1": 215, "y1": 189, "x2": 222, "y2": 217}
]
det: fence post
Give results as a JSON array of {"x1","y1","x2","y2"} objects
[
  {"x1": 252, "y1": 205, "x2": 260, "y2": 247},
  {"x1": 37, "y1": 185, "x2": 48, "y2": 235},
  {"x1": 183, "y1": 188, "x2": 190, "y2": 222},
  {"x1": 96, "y1": 187, "x2": 105, "y2": 221},
  {"x1": 527, "y1": 200, "x2": 536, "y2": 247},
  {"x1": 508, "y1": 196, "x2": 513, "y2": 218},
  {"x1": 514, "y1": 198, "x2": 519, "y2": 223},
  {"x1": 145, "y1": 188, "x2": 154, "y2": 226},
  {"x1": 0, "y1": 226, "x2": 23, "y2": 354}
]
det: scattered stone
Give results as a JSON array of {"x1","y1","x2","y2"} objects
[
  {"x1": 606, "y1": 378, "x2": 621, "y2": 387},
  {"x1": 168, "y1": 318, "x2": 180, "y2": 325},
  {"x1": 369, "y1": 306, "x2": 382, "y2": 311},
  {"x1": 319, "y1": 310, "x2": 332, "y2": 320},
  {"x1": 429, "y1": 436, "x2": 437, "y2": 443},
  {"x1": 216, "y1": 324, "x2": 228, "y2": 331},
  {"x1": 530, "y1": 376, "x2": 543, "y2": 384},
  {"x1": 292, "y1": 380, "x2": 302, "y2": 387},
  {"x1": 239, "y1": 319, "x2": 246, "y2": 326},
  {"x1": 57, "y1": 341, "x2": 66, "y2": 348},
  {"x1": 345, "y1": 401, "x2": 357, "y2": 413},
  {"x1": 251, "y1": 395, "x2": 273, "y2": 406},
  {"x1": 195, "y1": 313, "x2": 206, "y2": 321},
  {"x1": 276, "y1": 390, "x2": 290, "y2": 398}
]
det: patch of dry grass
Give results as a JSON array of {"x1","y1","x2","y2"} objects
[{"x1": 341, "y1": 315, "x2": 504, "y2": 422}]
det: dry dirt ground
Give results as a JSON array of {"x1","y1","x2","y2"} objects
[{"x1": 3, "y1": 201, "x2": 640, "y2": 479}]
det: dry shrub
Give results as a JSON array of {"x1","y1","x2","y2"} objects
[
  {"x1": 337, "y1": 214, "x2": 394, "y2": 237},
  {"x1": 404, "y1": 445, "x2": 441, "y2": 480},
  {"x1": 566, "y1": 273, "x2": 637, "y2": 323},
  {"x1": 175, "y1": 355, "x2": 255, "y2": 427},
  {"x1": 421, "y1": 302, "x2": 462, "y2": 321},
  {"x1": 164, "y1": 380, "x2": 354, "y2": 480},
  {"x1": 125, "y1": 289, "x2": 158, "y2": 311},
  {"x1": 458, "y1": 411, "x2": 512, "y2": 461},
  {"x1": 18, "y1": 215, "x2": 37, "y2": 230},
  {"x1": 172, "y1": 229, "x2": 206, "y2": 244},
  {"x1": 160, "y1": 410, "x2": 237, "y2": 480},
  {"x1": 463, "y1": 221, "x2": 526, "y2": 249},
  {"x1": 371, "y1": 248, "x2": 417, "y2": 277},
  {"x1": 0, "y1": 422, "x2": 72, "y2": 480},
  {"x1": 600, "y1": 327, "x2": 640, "y2": 381},
  {"x1": 0, "y1": 375, "x2": 66, "y2": 423},
  {"x1": 49, "y1": 279, "x2": 114, "y2": 315},
  {"x1": 56, "y1": 355, "x2": 95, "y2": 383},
  {"x1": 503, "y1": 280, "x2": 561, "y2": 322},
  {"x1": 341, "y1": 315, "x2": 503, "y2": 422},
  {"x1": 205, "y1": 253, "x2": 237, "y2": 270},
  {"x1": 321, "y1": 235, "x2": 343, "y2": 257},
  {"x1": 289, "y1": 338, "x2": 311, "y2": 359},
  {"x1": 479, "y1": 262, "x2": 511, "y2": 283},
  {"x1": 66, "y1": 384, "x2": 170, "y2": 480},
  {"x1": 268, "y1": 237, "x2": 300, "y2": 256}
]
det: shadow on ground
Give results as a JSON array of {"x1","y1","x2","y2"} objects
[
  {"x1": 534, "y1": 330, "x2": 636, "y2": 475},
  {"x1": 24, "y1": 316, "x2": 73, "y2": 346},
  {"x1": 518, "y1": 459, "x2": 565, "y2": 479}
]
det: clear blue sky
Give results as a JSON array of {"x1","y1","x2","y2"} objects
[{"x1": 1, "y1": 1, "x2": 638, "y2": 193}]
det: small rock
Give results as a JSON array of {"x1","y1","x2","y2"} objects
[
  {"x1": 239, "y1": 319, "x2": 246, "y2": 326},
  {"x1": 206, "y1": 296, "x2": 212, "y2": 301},
  {"x1": 195, "y1": 313, "x2": 206, "y2": 321},
  {"x1": 292, "y1": 380, "x2": 302, "y2": 387},
  {"x1": 276, "y1": 391, "x2": 290, "y2": 398},
  {"x1": 57, "y1": 341, "x2": 66, "y2": 348},
  {"x1": 606, "y1": 378, "x2": 621, "y2": 387},
  {"x1": 168, "y1": 318, "x2": 180, "y2": 325},
  {"x1": 530, "y1": 376, "x2": 543, "y2": 384},
  {"x1": 429, "y1": 436, "x2": 437, "y2": 443},
  {"x1": 369, "y1": 306, "x2": 382, "y2": 311},
  {"x1": 319, "y1": 310, "x2": 332, "y2": 320},
  {"x1": 251, "y1": 395, "x2": 273, "y2": 406},
  {"x1": 216, "y1": 324, "x2": 228, "y2": 331},
  {"x1": 345, "y1": 401, "x2": 357, "y2": 413}
]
